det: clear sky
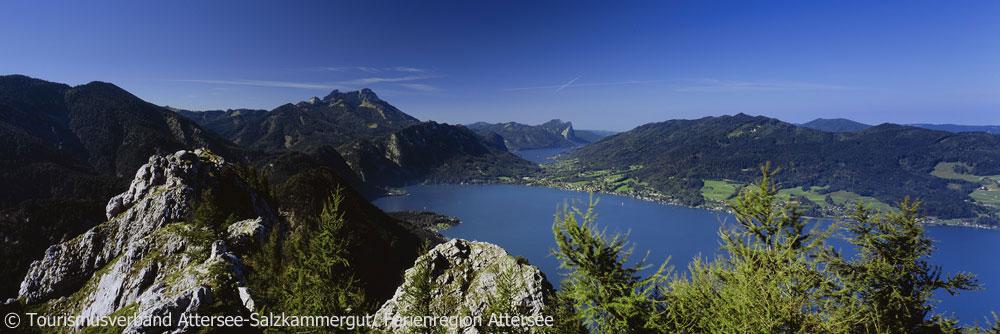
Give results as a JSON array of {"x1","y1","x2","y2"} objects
[{"x1": 2, "y1": 0, "x2": 997, "y2": 130}]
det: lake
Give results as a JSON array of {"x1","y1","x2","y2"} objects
[
  {"x1": 374, "y1": 183, "x2": 1000, "y2": 325},
  {"x1": 513, "y1": 147, "x2": 574, "y2": 163}
]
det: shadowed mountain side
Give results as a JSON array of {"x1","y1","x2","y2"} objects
[
  {"x1": 338, "y1": 122, "x2": 540, "y2": 187},
  {"x1": 178, "y1": 89, "x2": 420, "y2": 152},
  {"x1": 0, "y1": 75, "x2": 244, "y2": 297}
]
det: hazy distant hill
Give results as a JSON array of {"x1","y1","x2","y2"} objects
[
  {"x1": 800, "y1": 118, "x2": 871, "y2": 132},
  {"x1": 573, "y1": 129, "x2": 616, "y2": 143},
  {"x1": 911, "y1": 123, "x2": 1000, "y2": 134},
  {"x1": 800, "y1": 117, "x2": 1000, "y2": 135},
  {"x1": 467, "y1": 119, "x2": 589, "y2": 150},
  {"x1": 565, "y1": 113, "x2": 1000, "y2": 221}
]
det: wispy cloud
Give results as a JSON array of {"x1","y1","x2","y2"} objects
[
  {"x1": 173, "y1": 79, "x2": 343, "y2": 90},
  {"x1": 673, "y1": 79, "x2": 860, "y2": 92},
  {"x1": 318, "y1": 66, "x2": 429, "y2": 73},
  {"x1": 397, "y1": 83, "x2": 442, "y2": 92},
  {"x1": 504, "y1": 79, "x2": 666, "y2": 92},
  {"x1": 505, "y1": 77, "x2": 859, "y2": 93},
  {"x1": 174, "y1": 73, "x2": 442, "y2": 94},
  {"x1": 391, "y1": 66, "x2": 429, "y2": 73},
  {"x1": 343, "y1": 75, "x2": 441, "y2": 86}
]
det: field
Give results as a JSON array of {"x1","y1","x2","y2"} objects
[
  {"x1": 931, "y1": 162, "x2": 1000, "y2": 208},
  {"x1": 534, "y1": 160, "x2": 654, "y2": 196},
  {"x1": 701, "y1": 179, "x2": 741, "y2": 202},
  {"x1": 700, "y1": 179, "x2": 894, "y2": 214},
  {"x1": 932, "y1": 162, "x2": 988, "y2": 182}
]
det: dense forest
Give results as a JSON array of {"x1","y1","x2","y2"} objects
[{"x1": 565, "y1": 114, "x2": 1000, "y2": 221}]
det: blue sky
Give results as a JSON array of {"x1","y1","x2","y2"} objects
[{"x1": 1, "y1": 0, "x2": 997, "y2": 130}]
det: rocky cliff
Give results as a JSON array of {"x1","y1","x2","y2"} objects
[
  {"x1": 13, "y1": 149, "x2": 276, "y2": 333},
  {"x1": 468, "y1": 120, "x2": 587, "y2": 151},
  {"x1": 373, "y1": 239, "x2": 556, "y2": 334}
]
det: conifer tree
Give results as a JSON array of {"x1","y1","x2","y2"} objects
[
  {"x1": 257, "y1": 189, "x2": 365, "y2": 333},
  {"x1": 824, "y1": 199, "x2": 978, "y2": 333},
  {"x1": 296, "y1": 189, "x2": 362, "y2": 313},
  {"x1": 398, "y1": 241, "x2": 444, "y2": 334},
  {"x1": 482, "y1": 263, "x2": 530, "y2": 334},
  {"x1": 551, "y1": 196, "x2": 670, "y2": 333},
  {"x1": 664, "y1": 164, "x2": 858, "y2": 333}
]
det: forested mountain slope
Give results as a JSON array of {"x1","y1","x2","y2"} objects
[{"x1": 564, "y1": 114, "x2": 1000, "y2": 221}]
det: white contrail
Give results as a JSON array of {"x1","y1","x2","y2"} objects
[{"x1": 556, "y1": 76, "x2": 581, "y2": 92}]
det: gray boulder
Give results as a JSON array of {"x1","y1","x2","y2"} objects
[{"x1": 373, "y1": 239, "x2": 556, "y2": 334}]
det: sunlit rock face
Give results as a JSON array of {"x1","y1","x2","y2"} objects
[
  {"x1": 374, "y1": 239, "x2": 556, "y2": 334},
  {"x1": 17, "y1": 149, "x2": 276, "y2": 333}
]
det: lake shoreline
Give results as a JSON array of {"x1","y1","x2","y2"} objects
[
  {"x1": 373, "y1": 183, "x2": 1000, "y2": 325},
  {"x1": 385, "y1": 179, "x2": 1000, "y2": 231}
]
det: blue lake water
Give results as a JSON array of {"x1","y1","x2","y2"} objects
[
  {"x1": 513, "y1": 147, "x2": 575, "y2": 163},
  {"x1": 374, "y1": 184, "x2": 1000, "y2": 325}
]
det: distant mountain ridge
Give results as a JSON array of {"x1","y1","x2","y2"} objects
[
  {"x1": 801, "y1": 117, "x2": 1000, "y2": 135},
  {"x1": 565, "y1": 113, "x2": 1000, "y2": 221},
  {"x1": 179, "y1": 88, "x2": 537, "y2": 189},
  {"x1": 800, "y1": 118, "x2": 872, "y2": 132},
  {"x1": 910, "y1": 123, "x2": 1000, "y2": 134},
  {"x1": 178, "y1": 88, "x2": 420, "y2": 152},
  {"x1": 467, "y1": 119, "x2": 606, "y2": 150}
]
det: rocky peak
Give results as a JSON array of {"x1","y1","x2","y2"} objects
[
  {"x1": 373, "y1": 239, "x2": 556, "y2": 333},
  {"x1": 540, "y1": 119, "x2": 579, "y2": 142},
  {"x1": 323, "y1": 88, "x2": 380, "y2": 104},
  {"x1": 16, "y1": 149, "x2": 277, "y2": 332},
  {"x1": 359, "y1": 87, "x2": 378, "y2": 99}
]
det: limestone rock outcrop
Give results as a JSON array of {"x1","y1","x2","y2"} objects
[
  {"x1": 374, "y1": 239, "x2": 556, "y2": 334},
  {"x1": 16, "y1": 149, "x2": 277, "y2": 333}
]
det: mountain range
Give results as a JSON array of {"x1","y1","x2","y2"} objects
[
  {"x1": 176, "y1": 89, "x2": 420, "y2": 152},
  {"x1": 180, "y1": 90, "x2": 537, "y2": 190},
  {"x1": 0, "y1": 74, "x2": 536, "y2": 298},
  {"x1": 4, "y1": 73, "x2": 1000, "y2": 332},
  {"x1": 467, "y1": 119, "x2": 611, "y2": 151},
  {"x1": 0, "y1": 76, "x2": 551, "y2": 330}
]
